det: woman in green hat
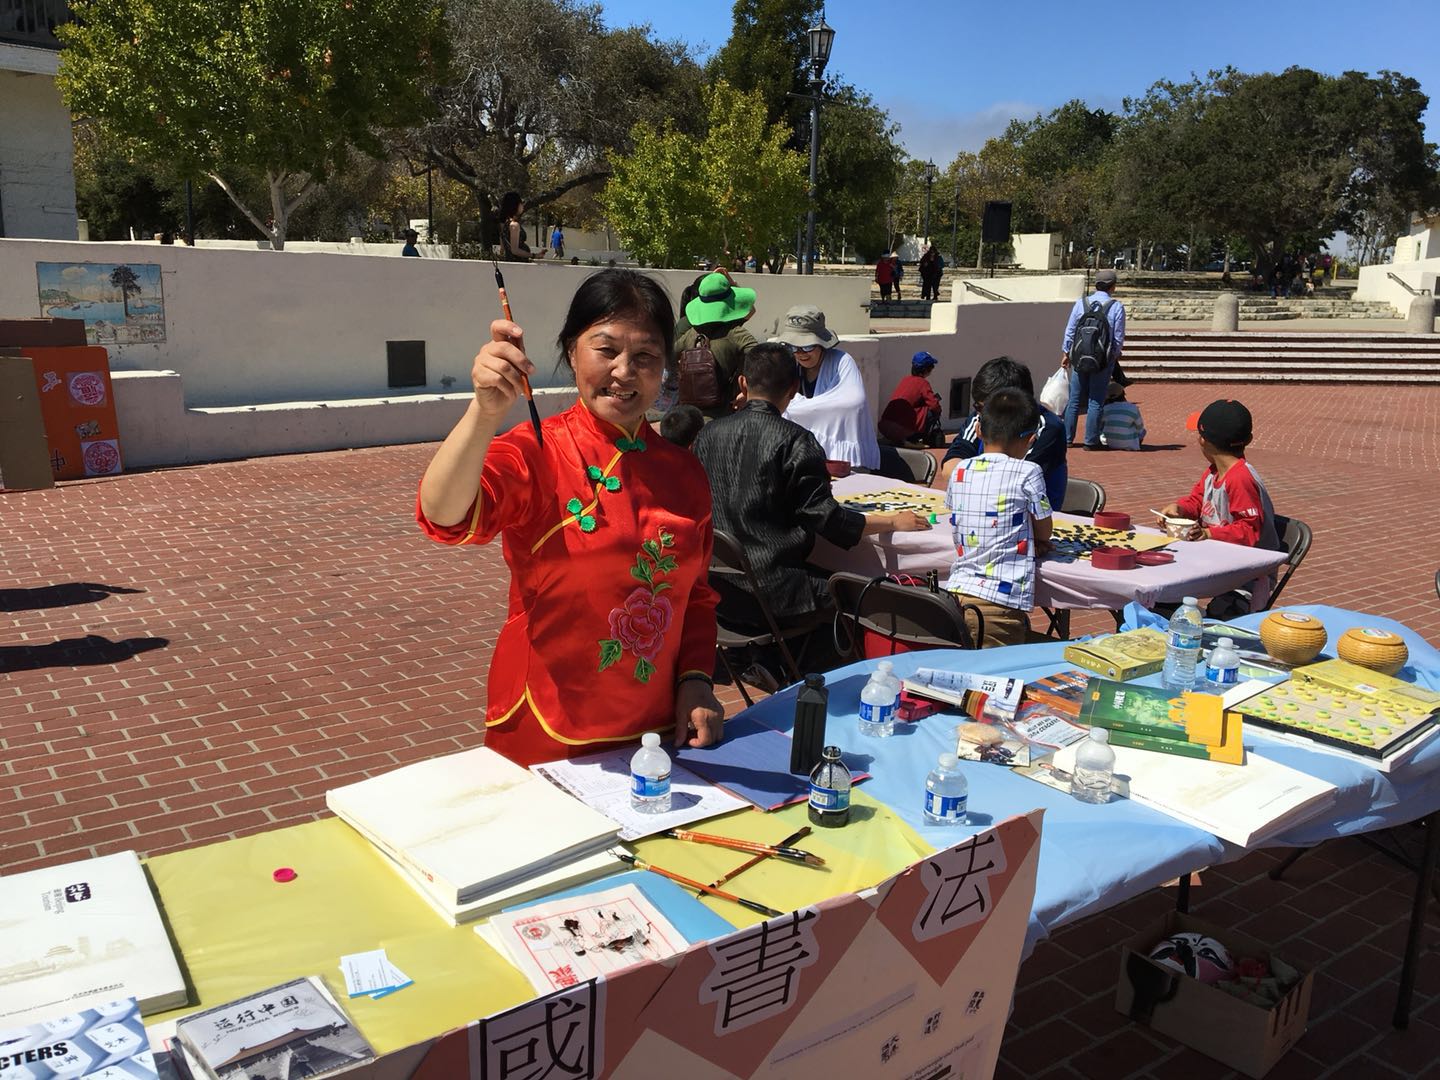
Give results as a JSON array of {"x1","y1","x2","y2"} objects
[{"x1": 669, "y1": 270, "x2": 759, "y2": 419}]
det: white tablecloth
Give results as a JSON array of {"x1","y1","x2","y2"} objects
[{"x1": 813, "y1": 473, "x2": 1289, "y2": 611}]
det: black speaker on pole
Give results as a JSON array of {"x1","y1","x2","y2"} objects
[{"x1": 981, "y1": 200, "x2": 1012, "y2": 244}]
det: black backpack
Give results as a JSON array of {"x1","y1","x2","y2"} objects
[{"x1": 1070, "y1": 299, "x2": 1116, "y2": 374}]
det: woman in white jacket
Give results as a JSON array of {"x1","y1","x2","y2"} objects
[{"x1": 775, "y1": 305, "x2": 881, "y2": 471}]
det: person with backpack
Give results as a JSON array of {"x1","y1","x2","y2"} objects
[
  {"x1": 669, "y1": 271, "x2": 758, "y2": 420},
  {"x1": 1060, "y1": 268, "x2": 1126, "y2": 450}
]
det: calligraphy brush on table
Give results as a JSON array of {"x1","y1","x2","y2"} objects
[
  {"x1": 664, "y1": 828, "x2": 825, "y2": 867},
  {"x1": 491, "y1": 257, "x2": 544, "y2": 447},
  {"x1": 708, "y1": 826, "x2": 813, "y2": 890},
  {"x1": 612, "y1": 852, "x2": 784, "y2": 918}
]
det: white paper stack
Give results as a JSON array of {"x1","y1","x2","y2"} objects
[
  {"x1": 0, "y1": 850, "x2": 187, "y2": 1026},
  {"x1": 326, "y1": 747, "x2": 622, "y2": 922}
]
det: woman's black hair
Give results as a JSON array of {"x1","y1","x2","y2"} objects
[
  {"x1": 678, "y1": 272, "x2": 710, "y2": 313},
  {"x1": 498, "y1": 191, "x2": 524, "y2": 220},
  {"x1": 556, "y1": 269, "x2": 676, "y2": 371}
]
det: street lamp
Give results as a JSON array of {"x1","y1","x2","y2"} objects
[
  {"x1": 802, "y1": 12, "x2": 835, "y2": 275},
  {"x1": 922, "y1": 160, "x2": 938, "y2": 245},
  {"x1": 950, "y1": 178, "x2": 960, "y2": 265}
]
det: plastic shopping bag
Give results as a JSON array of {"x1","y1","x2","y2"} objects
[{"x1": 1039, "y1": 365, "x2": 1070, "y2": 414}]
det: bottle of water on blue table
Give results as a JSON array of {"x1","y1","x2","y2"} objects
[
  {"x1": 1071, "y1": 728, "x2": 1115, "y2": 804},
  {"x1": 1162, "y1": 597, "x2": 1203, "y2": 690},
  {"x1": 924, "y1": 753, "x2": 968, "y2": 826},
  {"x1": 859, "y1": 660, "x2": 899, "y2": 738}
]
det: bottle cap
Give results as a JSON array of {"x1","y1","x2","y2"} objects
[
  {"x1": 1089, "y1": 727, "x2": 1110, "y2": 743},
  {"x1": 822, "y1": 744, "x2": 842, "y2": 759},
  {"x1": 1183, "y1": 596, "x2": 1198, "y2": 607},
  {"x1": 876, "y1": 660, "x2": 894, "y2": 674},
  {"x1": 938, "y1": 752, "x2": 958, "y2": 769},
  {"x1": 804, "y1": 673, "x2": 825, "y2": 687},
  {"x1": 641, "y1": 732, "x2": 661, "y2": 747}
]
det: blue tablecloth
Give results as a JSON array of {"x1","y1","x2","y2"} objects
[{"x1": 740, "y1": 606, "x2": 1440, "y2": 951}]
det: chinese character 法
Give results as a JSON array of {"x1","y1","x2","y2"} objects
[{"x1": 912, "y1": 832, "x2": 1008, "y2": 942}]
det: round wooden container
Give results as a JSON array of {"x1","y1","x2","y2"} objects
[
  {"x1": 1259, "y1": 611, "x2": 1328, "y2": 664},
  {"x1": 1336, "y1": 627, "x2": 1409, "y2": 676},
  {"x1": 1094, "y1": 511, "x2": 1131, "y2": 531}
]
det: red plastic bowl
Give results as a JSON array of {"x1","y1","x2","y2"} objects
[
  {"x1": 825, "y1": 459, "x2": 852, "y2": 478},
  {"x1": 1091, "y1": 546, "x2": 1137, "y2": 571},
  {"x1": 1094, "y1": 511, "x2": 1131, "y2": 531}
]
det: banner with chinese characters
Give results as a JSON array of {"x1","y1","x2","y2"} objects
[
  {"x1": 390, "y1": 810, "x2": 1043, "y2": 1080},
  {"x1": 18, "y1": 346, "x2": 123, "y2": 480}
]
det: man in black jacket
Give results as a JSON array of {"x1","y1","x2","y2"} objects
[{"x1": 694, "y1": 344, "x2": 930, "y2": 643}]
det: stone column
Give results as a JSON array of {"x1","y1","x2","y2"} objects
[
  {"x1": 1211, "y1": 292, "x2": 1240, "y2": 331},
  {"x1": 1405, "y1": 293, "x2": 1436, "y2": 333}
]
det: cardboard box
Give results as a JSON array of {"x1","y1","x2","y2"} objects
[
  {"x1": 1064, "y1": 628, "x2": 1169, "y2": 680},
  {"x1": 1115, "y1": 911, "x2": 1313, "y2": 1078},
  {"x1": 0, "y1": 354, "x2": 54, "y2": 490},
  {"x1": 0, "y1": 318, "x2": 86, "y2": 348}
]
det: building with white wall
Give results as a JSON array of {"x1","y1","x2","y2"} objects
[
  {"x1": 0, "y1": 2, "x2": 77, "y2": 240},
  {"x1": 1011, "y1": 232, "x2": 1064, "y2": 271},
  {"x1": 1355, "y1": 212, "x2": 1440, "y2": 311}
]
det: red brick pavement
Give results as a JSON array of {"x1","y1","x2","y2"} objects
[{"x1": 2, "y1": 380, "x2": 1437, "y2": 1077}]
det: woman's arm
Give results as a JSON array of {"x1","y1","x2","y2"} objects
[
  {"x1": 508, "y1": 220, "x2": 532, "y2": 260},
  {"x1": 419, "y1": 320, "x2": 534, "y2": 526},
  {"x1": 784, "y1": 351, "x2": 868, "y2": 422}
]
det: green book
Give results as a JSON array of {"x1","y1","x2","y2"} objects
[
  {"x1": 1103, "y1": 725, "x2": 1243, "y2": 765},
  {"x1": 1078, "y1": 678, "x2": 1227, "y2": 746}
]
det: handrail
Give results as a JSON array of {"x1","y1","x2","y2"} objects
[
  {"x1": 1387, "y1": 272, "x2": 1431, "y2": 297},
  {"x1": 962, "y1": 280, "x2": 1011, "y2": 302}
]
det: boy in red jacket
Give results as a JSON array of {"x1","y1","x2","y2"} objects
[{"x1": 1160, "y1": 399, "x2": 1281, "y2": 611}]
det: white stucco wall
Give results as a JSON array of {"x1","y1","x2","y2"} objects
[
  {"x1": 1354, "y1": 262, "x2": 1439, "y2": 308},
  {"x1": 1011, "y1": 232, "x2": 1064, "y2": 271},
  {"x1": 956, "y1": 274, "x2": 1085, "y2": 304},
  {"x1": 0, "y1": 238, "x2": 871, "y2": 406},
  {"x1": 0, "y1": 64, "x2": 77, "y2": 241}
]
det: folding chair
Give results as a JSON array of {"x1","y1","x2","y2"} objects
[
  {"x1": 1060, "y1": 478, "x2": 1106, "y2": 516},
  {"x1": 894, "y1": 447, "x2": 938, "y2": 486},
  {"x1": 1262, "y1": 515, "x2": 1312, "y2": 610},
  {"x1": 1043, "y1": 478, "x2": 1108, "y2": 638},
  {"x1": 827, "y1": 572, "x2": 984, "y2": 660},
  {"x1": 710, "y1": 530, "x2": 824, "y2": 707}
]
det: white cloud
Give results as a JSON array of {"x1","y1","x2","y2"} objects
[{"x1": 888, "y1": 99, "x2": 1044, "y2": 163}]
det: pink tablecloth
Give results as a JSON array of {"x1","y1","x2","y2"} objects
[{"x1": 813, "y1": 473, "x2": 1290, "y2": 611}]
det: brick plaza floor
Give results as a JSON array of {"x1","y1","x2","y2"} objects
[{"x1": 3, "y1": 380, "x2": 1438, "y2": 1077}]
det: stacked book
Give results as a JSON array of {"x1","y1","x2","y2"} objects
[
  {"x1": 0, "y1": 850, "x2": 187, "y2": 1027},
  {"x1": 326, "y1": 747, "x2": 622, "y2": 924},
  {"x1": 1077, "y1": 678, "x2": 1246, "y2": 764}
]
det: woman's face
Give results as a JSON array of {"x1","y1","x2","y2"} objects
[
  {"x1": 791, "y1": 342, "x2": 824, "y2": 373},
  {"x1": 569, "y1": 316, "x2": 666, "y2": 429}
]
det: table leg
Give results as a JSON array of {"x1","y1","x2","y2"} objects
[{"x1": 1393, "y1": 814, "x2": 1439, "y2": 1030}]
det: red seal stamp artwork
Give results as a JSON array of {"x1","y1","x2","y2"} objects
[
  {"x1": 81, "y1": 439, "x2": 122, "y2": 476},
  {"x1": 69, "y1": 371, "x2": 108, "y2": 406}
]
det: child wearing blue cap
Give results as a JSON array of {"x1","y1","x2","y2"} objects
[{"x1": 878, "y1": 351, "x2": 944, "y2": 446}]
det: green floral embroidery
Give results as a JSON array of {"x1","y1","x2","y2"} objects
[
  {"x1": 578, "y1": 514, "x2": 597, "y2": 532},
  {"x1": 586, "y1": 465, "x2": 604, "y2": 481},
  {"x1": 603, "y1": 476, "x2": 621, "y2": 492},
  {"x1": 598, "y1": 528, "x2": 678, "y2": 682},
  {"x1": 565, "y1": 497, "x2": 584, "y2": 516}
]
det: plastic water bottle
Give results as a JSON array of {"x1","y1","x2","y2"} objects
[
  {"x1": 629, "y1": 732, "x2": 672, "y2": 814},
  {"x1": 1071, "y1": 728, "x2": 1115, "y2": 804},
  {"x1": 923, "y1": 753, "x2": 968, "y2": 826},
  {"x1": 858, "y1": 661, "x2": 900, "y2": 738},
  {"x1": 1162, "y1": 597, "x2": 1204, "y2": 690},
  {"x1": 1204, "y1": 638, "x2": 1241, "y2": 693},
  {"x1": 808, "y1": 746, "x2": 852, "y2": 828}
]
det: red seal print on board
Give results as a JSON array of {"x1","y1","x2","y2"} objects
[
  {"x1": 81, "y1": 439, "x2": 122, "y2": 476},
  {"x1": 69, "y1": 371, "x2": 107, "y2": 406}
]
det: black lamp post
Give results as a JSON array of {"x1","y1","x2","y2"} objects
[
  {"x1": 950, "y1": 178, "x2": 960, "y2": 265},
  {"x1": 802, "y1": 12, "x2": 835, "y2": 275},
  {"x1": 922, "y1": 160, "x2": 937, "y2": 245}
]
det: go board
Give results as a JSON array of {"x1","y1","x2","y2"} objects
[
  {"x1": 835, "y1": 487, "x2": 946, "y2": 515},
  {"x1": 1237, "y1": 659, "x2": 1440, "y2": 762},
  {"x1": 1050, "y1": 520, "x2": 1175, "y2": 557}
]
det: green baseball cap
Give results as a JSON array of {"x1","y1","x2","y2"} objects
[{"x1": 685, "y1": 272, "x2": 757, "y2": 325}]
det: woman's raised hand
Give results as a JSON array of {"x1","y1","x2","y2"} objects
[{"x1": 472, "y1": 319, "x2": 536, "y2": 421}]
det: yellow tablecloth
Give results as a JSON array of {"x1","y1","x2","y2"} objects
[{"x1": 145, "y1": 791, "x2": 931, "y2": 1054}]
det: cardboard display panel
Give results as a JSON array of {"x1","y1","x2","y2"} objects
[
  {"x1": 0, "y1": 354, "x2": 55, "y2": 490},
  {"x1": 0, "y1": 317, "x2": 87, "y2": 348},
  {"x1": 17, "y1": 346, "x2": 124, "y2": 480}
]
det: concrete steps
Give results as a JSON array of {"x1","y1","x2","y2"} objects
[
  {"x1": 1124, "y1": 330, "x2": 1440, "y2": 384},
  {"x1": 870, "y1": 299, "x2": 935, "y2": 319},
  {"x1": 1127, "y1": 296, "x2": 1397, "y2": 321}
]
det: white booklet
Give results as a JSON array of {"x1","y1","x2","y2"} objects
[
  {"x1": 531, "y1": 748, "x2": 747, "y2": 841},
  {"x1": 1048, "y1": 739, "x2": 1338, "y2": 847},
  {"x1": 478, "y1": 884, "x2": 689, "y2": 995},
  {"x1": 325, "y1": 747, "x2": 619, "y2": 906},
  {"x1": 0, "y1": 851, "x2": 187, "y2": 1027}
]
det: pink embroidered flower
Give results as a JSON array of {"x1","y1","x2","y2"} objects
[{"x1": 608, "y1": 586, "x2": 674, "y2": 660}]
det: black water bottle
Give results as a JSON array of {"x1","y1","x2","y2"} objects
[{"x1": 790, "y1": 673, "x2": 828, "y2": 774}]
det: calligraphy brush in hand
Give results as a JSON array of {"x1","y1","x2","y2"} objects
[
  {"x1": 664, "y1": 828, "x2": 825, "y2": 867},
  {"x1": 612, "y1": 852, "x2": 783, "y2": 918},
  {"x1": 491, "y1": 257, "x2": 544, "y2": 447}
]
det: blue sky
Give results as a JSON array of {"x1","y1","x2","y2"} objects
[{"x1": 598, "y1": 0, "x2": 1439, "y2": 164}]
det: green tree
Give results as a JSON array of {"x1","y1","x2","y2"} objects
[
  {"x1": 813, "y1": 85, "x2": 904, "y2": 261},
  {"x1": 416, "y1": 0, "x2": 704, "y2": 242},
  {"x1": 602, "y1": 81, "x2": 807, "y2": 268},
  {"x1": 56, "y1": 0, "x2": 447, "y2": 250},
  {"x1": 710, "y1": 0, "x2": 823, "y2": 133},
  {"x1": 108, "y1": 265, "x2": 141, "y2": 318}
]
